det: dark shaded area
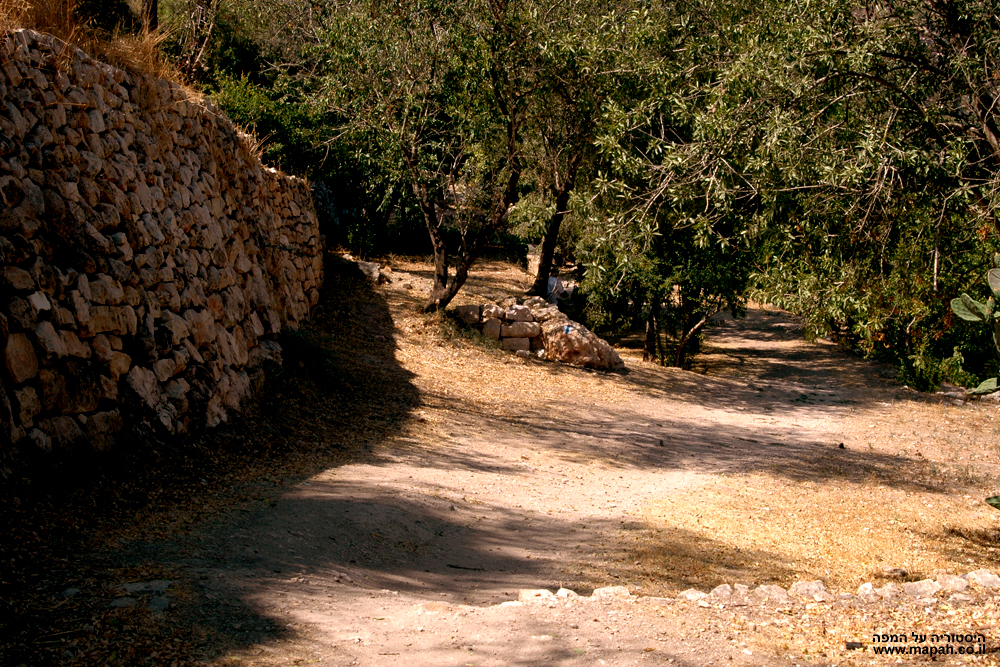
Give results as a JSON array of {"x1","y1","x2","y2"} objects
[
  {"x1": 937, "y1": 525, "x2": 1000, "y2": 568},
  {"x1": 0, "y1": 255, "x2": 419, "y2": 666}
]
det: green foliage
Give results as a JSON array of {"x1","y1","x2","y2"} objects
[
  {"x1": 211, "y1": 76, "x2": 320, "y2": 174},
  {"x1": 948, "y1": 263, "x2": 1000, "y2": 394},
  {"x1": 898, "y1": 348, "x2": 977, "y2": 393},
  {"x1": 148, "y1": 0, "x2": 1000, "y2": 382}
]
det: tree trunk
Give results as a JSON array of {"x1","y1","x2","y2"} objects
[
  {"x1": 674, "y1": 304, "x2": 724, "y2": 367},
  {"x1": 144, "y1": 0, "x2": 158, "y2": 29},
  {"x1": 643, "y1": 296, "x2": 660, "y2": 362},
  {"x1": 423, "y1": 253, "x2": 475, "y2": 312},
  {"x1": 423, "y1": 229, "x2": 450, "y2": 311},
  {"x1": 527, "y1": 185, "x2": 572, "y2": 297},
  {"x1": 673, "y1": 315, "x2": 707, "y2": 368},
  {"x1": 409, "y1": 180, "x2": 452, "y2": 312},
  {"x1": 527, "y1": 149, "x2": 581, "y2": 297}
]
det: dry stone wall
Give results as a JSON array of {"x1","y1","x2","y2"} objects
[
  {"x1": 454, "y1": 296, "x2": 625, "y2": 371},
  {"x1": 0, "y1": 30, "x2": 323, "y2": 457}
]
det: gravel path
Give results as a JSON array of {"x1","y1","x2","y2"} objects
[
  {"x1": 114, "y1": 268, "x2": 993, "y2": 667},
  {"x1": 23, "y1": 262, "x2": 996, "y2": 667}
]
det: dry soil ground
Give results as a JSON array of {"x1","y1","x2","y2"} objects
[{"x1": 3, "y1": 255, "x2": 1000, "y2": 667}]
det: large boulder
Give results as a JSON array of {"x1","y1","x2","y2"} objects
[{"x1": 541, "y1": 319, "x2": 625, "y2": 371}]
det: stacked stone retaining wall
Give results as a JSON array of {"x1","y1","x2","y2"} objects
[
  {"x1": 0, "y1": 30, "x2": 323, "y2": 459},
  {"x1": 454, "y1": 297, "x2": 625, "y2": 371}
]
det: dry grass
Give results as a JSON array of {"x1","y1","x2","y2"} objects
[
  {"x1": 631, "y1": 474, "x2": 1000, "y2": 593},
  {"x1": 0, "y1": 0, "x2": 181, "y2": 82}
]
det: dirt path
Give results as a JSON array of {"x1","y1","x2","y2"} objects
[{"x1": 8, "y1": 259, "x2": 1000, "y2": 666}]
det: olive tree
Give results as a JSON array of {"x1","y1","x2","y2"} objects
[{"x1": 311, "y1": 0, "x2": 539, "y2": 311}]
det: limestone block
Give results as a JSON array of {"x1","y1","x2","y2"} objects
[
  {"x1": 232, "y1": 326, "x2": 249, "y2": 366},
  {"x1": 98, "y1": 374, "x2": 118, "y2": 401},
  {"x1": 171, "y1": 347, "x2": 190, "y2": 375},
  {"x1": 7, "y1": 297, "x2": 40, "y2": 330},
  {"x1": 160, "y1": 312, "x2": 190, "y2": 346},
  {"x1": 125, "y1": 365, "x2": 165, "y2": 411},
  {"x1": 36, "y1": 415, "x2": 84, "y2": 451},
  {"x1": 751, "y1": 585, "x2": 790, "y2": 604},
  {"x1": 28, "y1": 290, "x2": 51, "y2": 311},
  {"x1": 124, "y1": 286, "x2": 142, "y2": 307},
  {"x1": 523, "y1": 296, "x2": 548, "y2": 310},
  {"x1": 90, "y1": 334, "x2": 114, "y2": 363},
  {"x1": 183, "y1": 338, "x2": 204, "y2": 364},
  {"x1": 454, "y1": 304, "x2": 481, "y2": 325},
  {"x1": 677, "y1": 589, "x2": 708, "y2": 602},
  {"x1": 504, "y1": 304, "x2": 533, "y2": 322},
  {"x1": 500, "y1": 337, "x2": 530, "y2": 352},
  {"x1": 155, "y1": 281, "x2": 181, "y2": 312},
  {"x1": 875, "y1": 582, "x2": 900, "y2": 599},
  {"x1": 901, "y1": 579, "x2": 942, "y2": 597},
  {"x1": 937, "y1": 574, "x2": 968, "y2": 592},
  {"x1": 966, "y1": 569, "x2": 1000, "y2": 588},
  {"x1": 15, "y1": 386, "x2": 41, "y2": 425},
  {"x1": 34, "y1": 321, "x2": 68, "y2": 359},
  {"x1": 55, "y1": 307, "x2": 76, "y2": 327},
  {"x1": 482, "y1": 318, "x2": 502, "y2": 340},
  {"x1": 206, "y1": 293, "x2": 223, "y2": 320},
  {"x1": 500, "y1": 321, "x2": 541, "y2": 338},
  {"x1": 59, "y1": 330, "x2": 90, "y2": 358},
  {"x1": 75, "y1": 274, "x2": 92, "y2": 300},
  {"x1": 710, "y1": 584, "x2": 733, "y2": 599},
  {"x1": 592, "y1": 586, "x2": 632, "y2": 600},
  {"x1": 221, "y1": 287, "x2": 245, "y2": 328},
  {"x1": 84, "y1": 410, "x2": 122, "y2": 452},
  {"x1": 531, "y1": 305, "x2": 567, "y2": 323},
  {"x1": 183, "y1": 308, "x2": 213, "y2": 346},
  {"x1": 5, "y1": 333, "x2": 39, "y2": 383},
  {"x1": 86, "y1": 306, "x2": 125, "y2": 335},
  {"x1": 108, "y1": 351, "x2": 131, "y2": 381},
  {"x1": 248, "y1": 311, "x2": 265, "y2": 337},
  {"x1": 164, "y1": 377, "x2": 190, "y2": 400},
  {"x1": 216, "y1": 328, "x2": 234, "y2": 366},
  {"x1": 67, "y1": 290, "x2": 89, "y2": 327},
  {"x1": 2, "y1": 266, "x2": 35, "y2": 290},
  {"x1": 153, "y1": 358, "x2": 176, "y2": 383},
  {"x1": 90, "y1": 274, "x2": 124, "y2": 305},
  {"x1": 788, "y1": 580, "x2": 833, "y2": 602}
]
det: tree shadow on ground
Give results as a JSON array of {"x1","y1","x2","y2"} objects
[
  {"x1": 402, "y1": 385, "x2": 945, "y2": 495},
  {"x1": 933, "y1": 525, "x2": 1000, "y2": 566},
  {"x1": 161, "y1": 478, "x2": 802, "y2": 663}
]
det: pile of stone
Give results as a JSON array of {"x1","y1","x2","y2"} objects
[
  {"x1": 511, "y1": 568, "x2": 1000, "y2": 611},
  {"x1": 455, "y1": 301, "x2": 543, "y2": 353},
  {"x1": 453, "y1": 296, "x2": 625, "y2": 371},
  {"x1": 0, "y1": 29, "x2": 323, "y2": 456},
  {"x1": 667, "y1": 568, "x2": 1000, "y2": 608}
]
